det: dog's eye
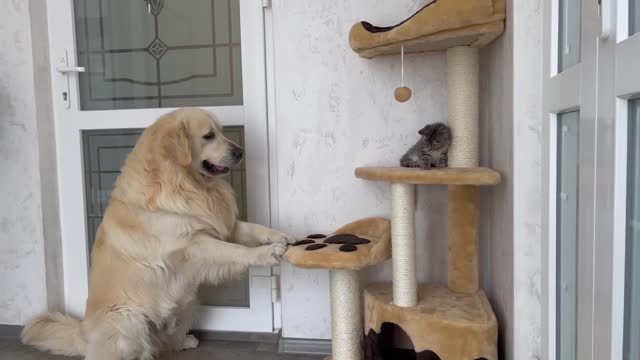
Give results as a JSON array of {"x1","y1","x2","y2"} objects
[{"x1": 202, "y1": 131, "x2": 215, "y2": 140}]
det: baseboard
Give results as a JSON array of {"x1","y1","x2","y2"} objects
[
  {"x1": 191, "y1": 329, "x2": 279, "y2": 343},
  {"x1": 0, "y1": 325, "x2": 22, "y2": 339},
  {"x1": 0, "y1": 324, "x2": 331, "y2": 356},
  {"x1": 279, "y1": 336, "x2": 332, "y2": 355}
]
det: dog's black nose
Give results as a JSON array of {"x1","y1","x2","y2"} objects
[{"x1": 231, "y1": 146, "x2": 244, "y2": 160}]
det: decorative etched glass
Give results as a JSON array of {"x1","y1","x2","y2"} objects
[{"x1": 73, "y1": 0, "x2": 243, "y2": 110}]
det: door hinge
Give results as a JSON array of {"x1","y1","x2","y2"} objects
[
  {"x1": 262, "y1": 0, "x2": 271, "y2": 8},
  {"x1": 271, "y1": 274, "x2": 280, "y2": 303}
]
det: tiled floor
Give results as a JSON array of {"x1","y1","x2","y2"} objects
[{"x1": 0, "y1": 339, "x2": 325, "y2": 360}]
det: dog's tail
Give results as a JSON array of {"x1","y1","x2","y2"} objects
[{"x1": 21, "y1": 312, "x2": 86, "y2": 356}]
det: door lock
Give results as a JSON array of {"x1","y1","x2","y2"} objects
[{"x1": 56, "y1": 49, "x2": 84, "y2": 109}]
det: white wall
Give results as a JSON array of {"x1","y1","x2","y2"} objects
[
  {"x1": 479, "y1": 6, "x2": 515, "y2": 358},
  {"x1": 512, "y1": 0, "x2": 543, "y2": 358},
  {"x1": 270, "y1": 0, "x2": 449, "y2": 339},
  {"x1": 480, "y1": 0, "x2": 543, "y2": 358},
  {"x1": 0, "y1": 0, "x2": 49, "y2": 325}
]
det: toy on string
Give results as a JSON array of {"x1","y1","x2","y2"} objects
[{"x1": 394, "y1": 46, "x2": 412, "y2": 103}]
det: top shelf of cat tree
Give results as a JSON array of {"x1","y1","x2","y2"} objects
[
  {"x1": 348, "y1": 0, "x2": 505, "y2": 58},
  {"x1": 355, "y1": 167, "x2": 501, "y2": 186}
]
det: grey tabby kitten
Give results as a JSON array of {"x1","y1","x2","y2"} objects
[{"x1": 400, "y1": 122, "x2": 451, "y2": 169}]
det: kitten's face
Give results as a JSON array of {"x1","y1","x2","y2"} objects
[{"x1": 419, "y1": 123, "x2": 450, "y2": 150}]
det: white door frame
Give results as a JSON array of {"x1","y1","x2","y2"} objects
[
  {"x1": 601, "y1": 0, "x2": 640, "y2": 358},
  {"x1": 45, "y1": 0, "x2": 276, "y2": 332},
  {"x1": 542, "y1": 0, "x2": 600, "y2": 358}
]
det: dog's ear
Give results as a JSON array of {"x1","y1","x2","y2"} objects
[{"x1": 163, "y1": 122, "x2": 192, "y2": 167}]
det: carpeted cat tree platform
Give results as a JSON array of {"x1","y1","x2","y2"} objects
[{"x1": 285, "y1": 1, "x2": 505, "y2": 359}]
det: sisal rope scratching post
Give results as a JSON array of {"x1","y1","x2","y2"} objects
[
  {"x1": 446, "y1": 46, "x2": 480, "y2": 294},
  {"x1": 447, "y1": 46, "x2": 479, "y2": 168},
  {"x1": 390, "y1": 183, "x2": 417, "y2": 306},
  {"x1": 329, "y1": 270, "x2": 362, "y2": 360}
]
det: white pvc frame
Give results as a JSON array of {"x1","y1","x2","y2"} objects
[
  {"x1": 609, "y1": 1, "x2": 640, "y2": 357},
  {"x1": 542, "y1": 0, "x2": 589, "y2": 359},
  {"x1": 544, "y1": 0, "x2": 640, "y2": 358}
]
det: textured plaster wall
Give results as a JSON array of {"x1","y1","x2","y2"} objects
[
  {"x1": 511, "y1": 0, "x2": 543, "y2": 358},
  {"x1": 479, "y1": 10, "x2": 515, "y2": 358},
  {"x1": 480, "y1": 0, "x2": 543, "y2": 358},
  {"x1": 0, "y1": 0, "x2": 49, "y2": 325},
  {"x1": 271, "y1": 0, "x2": 449, "y2": 339}
]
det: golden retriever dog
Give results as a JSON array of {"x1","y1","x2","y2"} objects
[{"x1": 21, "y1": 108, "x2": 295, "y2": 359}]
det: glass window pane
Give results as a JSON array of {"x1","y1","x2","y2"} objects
[
  {"x1": 625, "y1": 100, "x2": 640, "y2": 360},
  {"x1": 82, "y1": 126, "x2": 249, "y2": 307},
  {"x1": 556, "y1": 111, "x2": 579, "y2": 360},
  {"x1": 73, "y1": 0, "x2": 243, "y2": 110},
  {"x1": 631, "y1": 0, "x2": 640, "y2": 36},
  {"x1": 558, "y1": 0, "x2": 581, "y2": 72}
]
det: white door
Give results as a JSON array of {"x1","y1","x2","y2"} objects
[
  {"x1": 45, "y1": 0, "x2": 276, "y2": 332},
  {"x1": 596, "y1": 0, "x2": 640, "y2": 358},
  {"x1": 544, "y1": 0, "x2": 640, "y2": 358}
]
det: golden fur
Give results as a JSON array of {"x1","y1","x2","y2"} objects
[{"x1": 21, "y1": 108, "x2": 295, "y2": 359}]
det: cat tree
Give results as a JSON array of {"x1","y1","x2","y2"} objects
[
  {"x1": 285, "y1": 1, "x2": 505, "y2": 359},
  {"x1": 351, "y1": 0, "x2": 505, "y2": 359}
]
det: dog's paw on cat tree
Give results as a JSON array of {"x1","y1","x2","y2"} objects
[{"x1": 283, "y1": 218, "x2": 392, "y2": 360}]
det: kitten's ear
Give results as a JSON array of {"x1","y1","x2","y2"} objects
[{"x1": 418, "y1": 125, "x2": 430, "y2": 136}]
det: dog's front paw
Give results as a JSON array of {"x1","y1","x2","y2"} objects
[
  {"x1": 182, "y1": 335, "x2": 199, "y2": 350},
  {"x1": 266, "y1": 229, "x2": 297, "y2": 245},
  {"x1": 252, "y1": 243, "x2": 287, "y2": 266}
]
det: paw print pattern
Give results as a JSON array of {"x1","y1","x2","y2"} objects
[
  {"x1": 292, "y1": 239, "x2": 316, "y2": 246},
  {"x1": 293, "y1": 234, "x2": 371, "y2": 252}
]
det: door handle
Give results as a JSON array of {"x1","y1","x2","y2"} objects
[
  {"x1": 598, "y1": 0, "x2": 611, "y2": 39},
  {"x1": 56, "y1": 66, "x2": 85, "y2": 74},
  {"x1": 55, "y1": 49, "x2": 84, "y2": 109}
]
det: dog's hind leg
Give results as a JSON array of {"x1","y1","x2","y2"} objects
[
  {"x1": 84, "y1": 312, "x2": 155, "y2": 360},
  {"x1": 160, "y1": 300, "x2": 200, "y2": 352}
]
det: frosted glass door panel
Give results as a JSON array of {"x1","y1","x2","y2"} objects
[
  {"x1": 82, "y1": 126, "x2": 249, "y2": 307},
  {"x1": 556, "y1": 111, "x2": 579, "y2": 360},
  {"x1": 625, "y1": 100, "x2": 640, "y2": 360},
  {"x1": 632, "y1": 0, "x2": 640, "y2": 36},
  {"x1": 73, "y1": 0, "x2": 243, "y2": 110},
  {"x1": 558, "y1": 0, "x2": 581, "y2": 72}
]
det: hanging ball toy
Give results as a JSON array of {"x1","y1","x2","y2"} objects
[
  {"x1": 394, "y1": 86, "x2": 412, "y2": 102},
  {"x1": 394, "y1": 46, "x2": 413, "y2": 103}
]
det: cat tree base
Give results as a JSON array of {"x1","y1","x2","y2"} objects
[{"x1": 364, "y1": 283, "x2": 497, "y2": 360}]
